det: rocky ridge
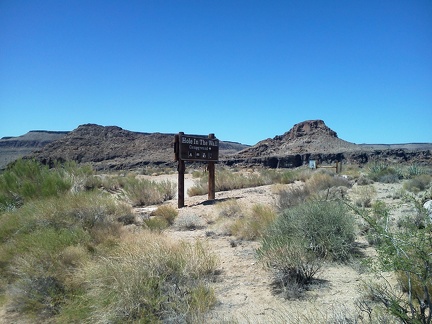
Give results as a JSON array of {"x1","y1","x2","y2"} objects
[
  {"x1": 28, "y1": 124, "x2": 249, "y2": 170},
  {"x1": 1, "y1": 120, "x2": 430, "y2": 170}
]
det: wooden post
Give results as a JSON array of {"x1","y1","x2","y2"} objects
[
  {"x1": 176, "y1": 132, "x2": 185, "y2": 208},
  {"x1": 208, "y1": 133, "x2": 216, "y2": 200},
  {"x1": 178, "y1": 159, "x2": 185, "y2": 208}
]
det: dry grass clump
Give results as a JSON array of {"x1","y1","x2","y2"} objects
[
  {"x1": 144, "y1": 205, "x2": 179, "y2": 231},
  {"x1": 276, "y1": 184, "x2": 311, "y2": 210},
  {"x1": 188, "y1": 168, "x2": 268, "y2": 196},
  {"x1": 305, "y1": 170, "x2": 351, "y2": 193},
  {"x1": 214, "y1": 200, "x2": 276, "y2": 240},
  {"x1": 84, "y1": 174, "x2": 176, "y2": 206},
  {"x1": 403, "y1": 174, "x2": 431, "y2": 193},
  {"x1": 175, "y1": 214, "x2": 206, "y2": 230},
  {"x1": 351, "y1": 185, "x2": 376, "y2": 208},
  {"x1": 216, "y1": 198, "x2": 244, "y2": 218},
  {"x1": 229, "y1": 204, "x2": 277, "y2": 240},
  {"x1": 62, "y1": 233, "x2": 219, "y2": 323}
]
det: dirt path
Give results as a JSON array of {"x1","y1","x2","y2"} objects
[{"x1": 159, "y1": 175, "x2": 376, "y2": 323}]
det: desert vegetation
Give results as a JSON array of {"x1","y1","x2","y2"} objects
[{"x1": 0, "y1": 159, "x2": 431, "y2": 323}]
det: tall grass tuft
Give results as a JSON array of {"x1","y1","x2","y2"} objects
[
  {"x1": 66, "y1": 233, "x2": 219, "y2": 323},
  {"x1": 229, "y1": 204, "x2": 276, "y2": 240}
]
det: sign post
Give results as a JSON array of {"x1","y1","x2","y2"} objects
[{"x1": 174, "y1": 132, "x2": 219, "y2": 208}]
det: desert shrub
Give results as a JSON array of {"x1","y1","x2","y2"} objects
[
  {"x1": 351, "y1": 198, "x2": 432, "y2": 324},
  {"x1": 403, "y1": 163, "x2": 429, "y2": 179},
  {"x1": 403, "y1": 174, "x2": 431, "y2": 193},
  {"x1": 351, "y1": 184, "x2": 376, "y2": 208},
  {"x1": 138, "y1": 165, "x2": 175, "y2": 176},
  {"x1": 357, "y1": 174, "x2": 374, "y2": 185},
  {"x1": 367, "y1": 161, "x2": 401, "y2": 183},
  {"x1": 305, "y1": 171, "x2": 351, "y2": 193},
  {"x1": 258, "y1": 200, "x2": 356, "y2": 298},
  {"x1": 361, "y1": 200, "x2": 390, "y2": 245},
  {"x1": 0, "y1": 190, "x2": 132, "y2": 320},
  {"x1": 151, "y1": 205, "x2": 178, "y2": 225},
  {"x1": 10, "y1": 276, "x2": 66, "y2": 317},
  {"x1": 276, "y1": 184, "x2": 310, "y2": 210},
  {"x1": 84, "y1": 174, "x2": 176, "y2": 206},
  {"x1": 0, "y1": 159, "x2": 73, "y2": 211},
  {"x1": 229, "y1": 204, "x2": 276, "y2": 240},
  {"x1": 259, "y1": 168, "x2": 298, "y2": 184},
  {"x1": 144, "y1": 217, "x2": 170, "y2": 231},
  {"x1": 216, "y1": 199, "x2": 244, "y2": 218},
  {"x1": 144, "y1": 205, "x2": 178, "y2": 231},
  {"x1": 66, "y1": 233, "x2": 219, "y2": 323},
  {"x1": 123, "y1": 177, "x2": 176, "y2": 206},
  {"x1": 175, "y1": 214, "x2": 205, "y2": 230}
]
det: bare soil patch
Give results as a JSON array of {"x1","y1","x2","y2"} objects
[{"x1": 142, "y1": 173, "x2": 399, "y2": 323}]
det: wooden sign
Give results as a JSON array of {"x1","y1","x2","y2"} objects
[
  {"x1": 174, "y1": 132, "x2": 218, "y2": 208},
  {"x1": 179, "y1": 133, "x2": 219, "y2": 162}
]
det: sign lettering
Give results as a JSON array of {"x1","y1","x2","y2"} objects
[{"x1": 179, "y1": 134, "x2": 219, "y2": 162}]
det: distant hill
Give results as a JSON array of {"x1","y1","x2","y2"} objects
[
  {"x1": 0, "y1": 131, "x2": 68, "y2": 169},
  {"x1": 27, "y1": 124, "x2": 249, "y2": 170},
  {"x1": 1, "y1": 121, "x2": 430, "y2": 170}
]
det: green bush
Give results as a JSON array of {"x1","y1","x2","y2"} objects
[
  {"x1": 0, "y1": 159, "x2": 73, "y2": 211},
  {"x1": 0, "y1": 189, "x2": 132, "y2": 320},
  {"x1": 258, "y1": 200, "x2": 356, "y2": 298},
  {"x1": 352, "y1": 198, "x2": 432, "y2": 324},
  {"x1": 367, "y1": 161, "x2": 401, "y2": 183},
  {"x1": 403, "y1": 164, "x2": 429, "y2": 179}
]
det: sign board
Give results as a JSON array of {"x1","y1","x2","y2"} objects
[
  {"x1": 179, "y1": 134, "x2": 219, "y2": 162},
  {"x1": 309, "y1": 160, "x2": 316, "y2": 169}
]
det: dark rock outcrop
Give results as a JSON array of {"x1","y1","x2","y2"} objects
[
  {"x1": 29, "y1": 124, "x2": 249, "y2": 170},
  {"x1": 226, "y1": 120, "x2": 431, "y2": 167}
]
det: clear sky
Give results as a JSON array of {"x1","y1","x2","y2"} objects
[{"x1": 1, "y1": 1, "x2": 431, "y2": 145}]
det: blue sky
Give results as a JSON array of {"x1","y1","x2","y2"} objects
[{"x1": 1, "y1": 1, "x2": 431, "y2": 145}]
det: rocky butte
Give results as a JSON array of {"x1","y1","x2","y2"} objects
[{"x1": 225, "y1": 120, "x2": 431, "y2": 168}]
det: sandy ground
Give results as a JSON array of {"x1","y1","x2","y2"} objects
[
  {"x1": 0, "y1": 172, "x2": 411, "y2": 323},
  {"x1": 146, "y1": 173, "x2": 405, "y2": 323}
]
